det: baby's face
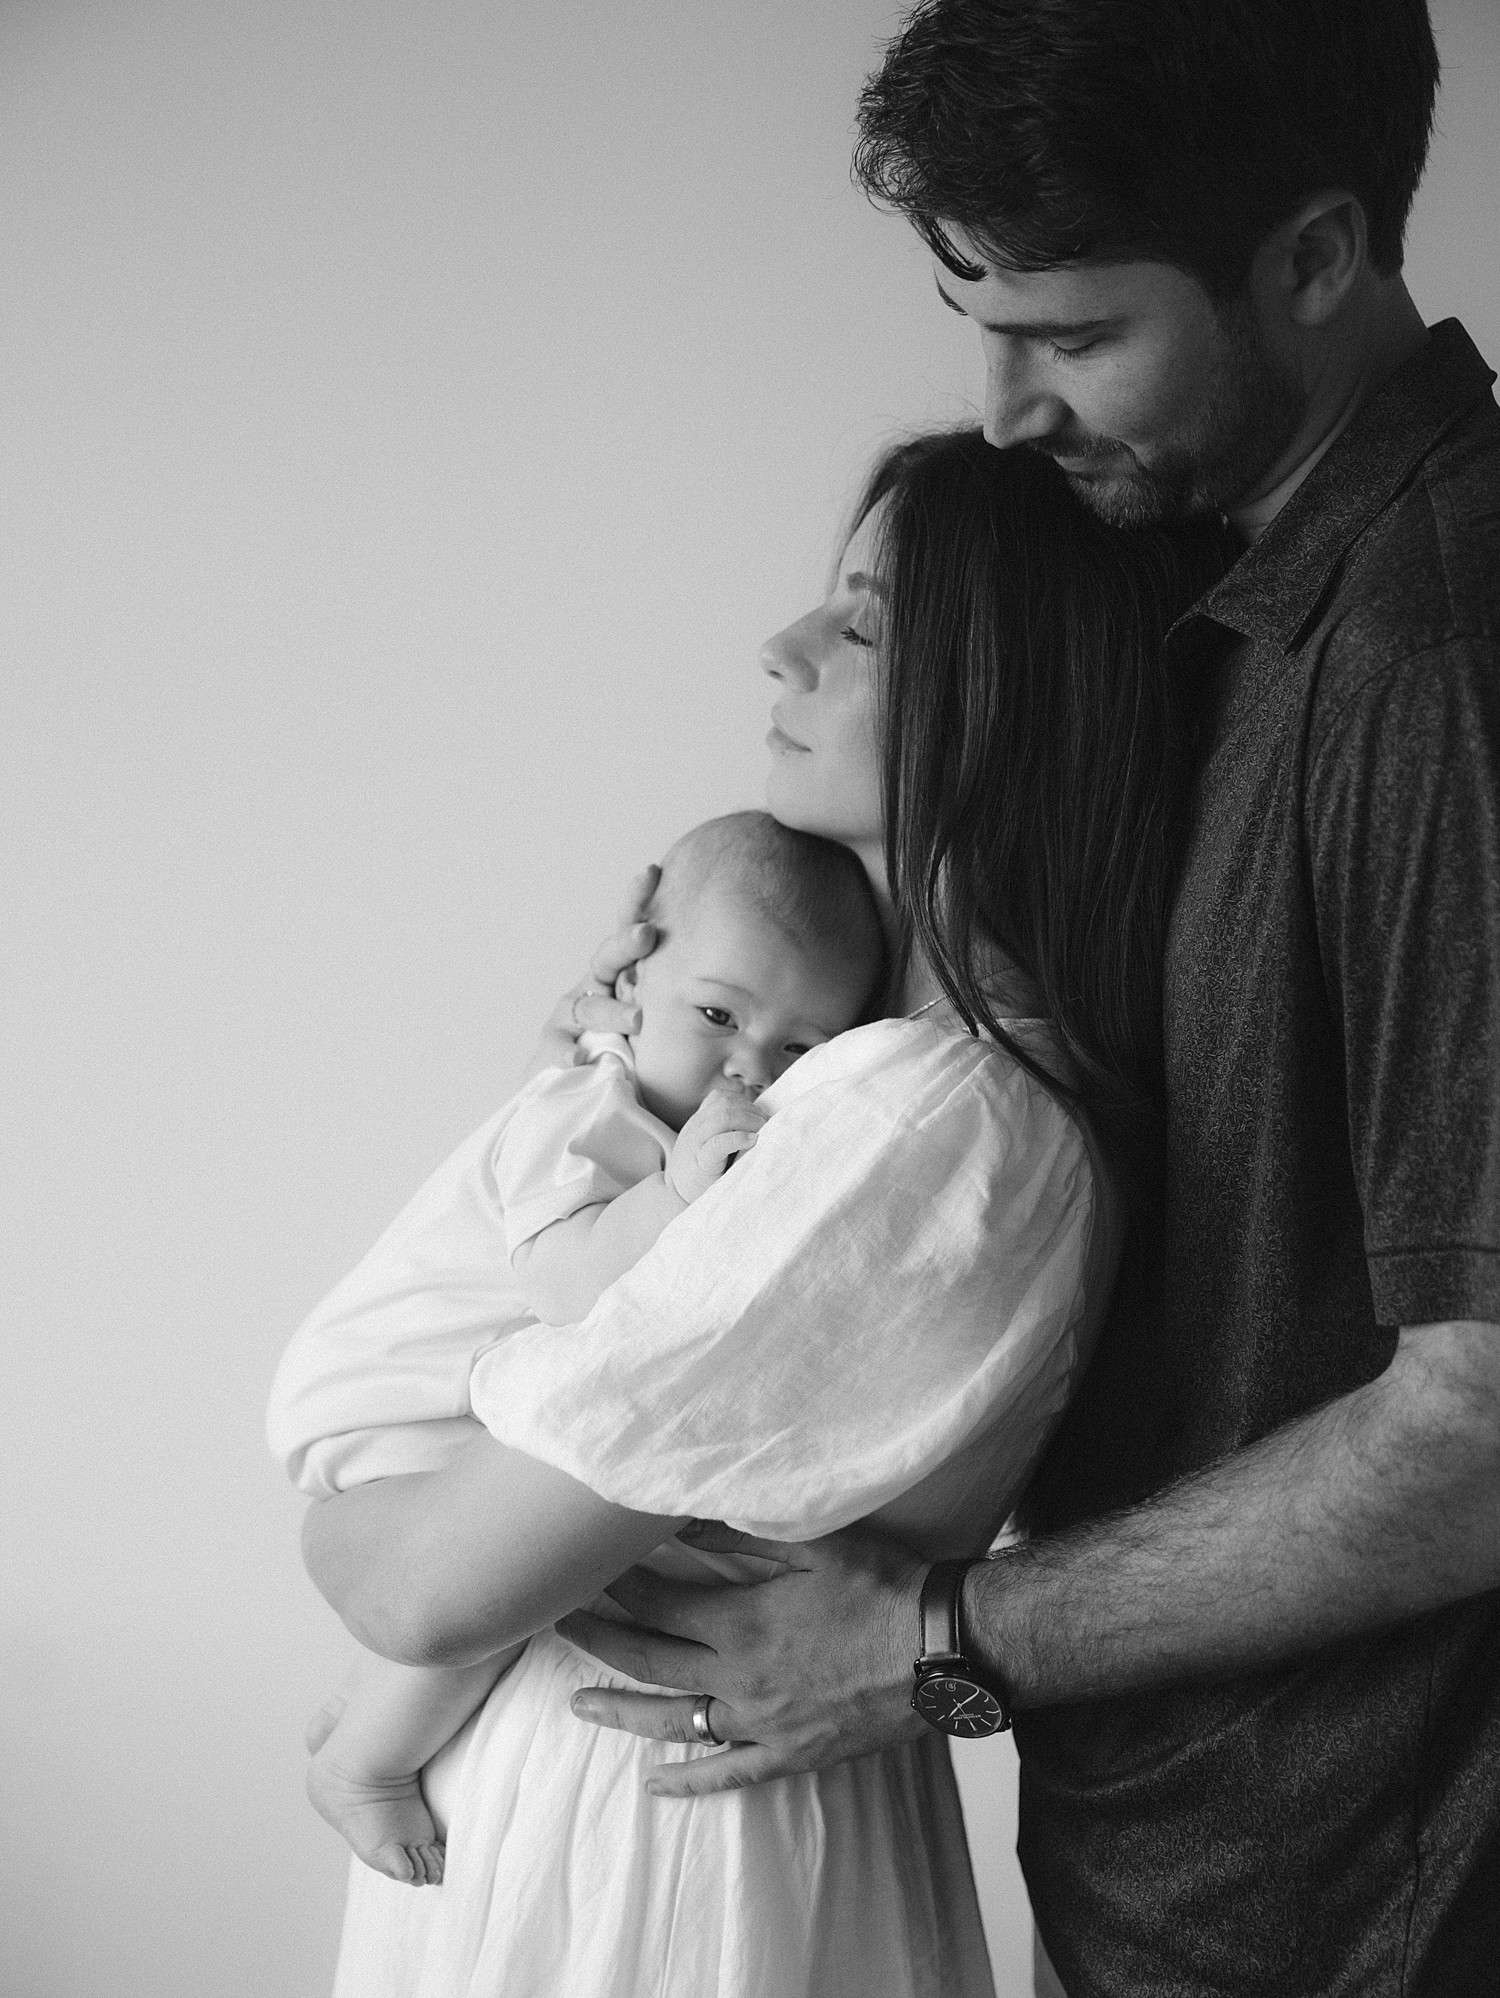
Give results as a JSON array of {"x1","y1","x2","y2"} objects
[{"x1": 619, "y1": 889, "x2": 869, "y2": 1129}]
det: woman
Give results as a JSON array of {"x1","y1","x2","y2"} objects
[{"x1": 279, "y1": 430, "x2": 1225, "y2": 1996}]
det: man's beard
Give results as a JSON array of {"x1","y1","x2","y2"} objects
[{"x1": 1035, "y1": 302, "x2": 1307, "y2": 527}]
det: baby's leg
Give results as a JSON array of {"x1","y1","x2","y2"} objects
[{"x1": 307, "y1": 1644, "x2": 523, "y2": 1885}]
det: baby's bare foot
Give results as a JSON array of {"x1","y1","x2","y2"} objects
[{"x1": 307, "y1": 1750, "x2": 445, "y2": 1886}]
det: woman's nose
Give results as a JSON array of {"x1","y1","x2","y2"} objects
[{"x1": 759, "y1": 614, "x2": 818, "y2": 689}]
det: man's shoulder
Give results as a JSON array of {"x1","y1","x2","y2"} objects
[{"x1": 1306, "y1": 393, "x2": 1500, "y2": 734}]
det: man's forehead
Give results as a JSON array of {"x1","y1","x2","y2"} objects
[{"x1": 932, "y1": 245, "x2": 1203, "y2": 328}]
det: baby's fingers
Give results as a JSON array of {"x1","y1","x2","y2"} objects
[
  {"x1": 698, "y1": 1089, "x2": 769, "y2": 1132},
  {"x1": 699, "y1": 1128, "x2": 759, "y2": 1172}
]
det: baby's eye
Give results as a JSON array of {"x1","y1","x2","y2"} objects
[
  {"x1": 782, "y1": 1040, "x2": 817, "y2": 1059},
  {"x1": 697, "y1": 1006, "x2": 735, "y2": 1029},
  {"x1": 841, "y1": 625, "x2": 875, "y2": 649}
]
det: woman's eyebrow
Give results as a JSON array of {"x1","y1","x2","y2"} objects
[{"x1": 844, "y1": 569, "x2": 886, "y2": 596}]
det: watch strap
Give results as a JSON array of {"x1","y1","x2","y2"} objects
[{"x1": 919, "y1": 1557, "x2": 981, "y2": 1663}]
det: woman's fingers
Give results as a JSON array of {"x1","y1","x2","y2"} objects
[
  {"x1": 570, "y1": 985, "x2": 641, "y2": 1037},
  {"x1": 613, "y1": 865, "x2": 662, "y2": 934},
  {"x1": 526, "y1": 983, "x2": 640, "y2": 1081},
  {"x1": 524, "y1": 866, "x2": 660, "y2": 1081},
  {"x1": 590, "y1": 905, "x2": 658, "y2": 989}
]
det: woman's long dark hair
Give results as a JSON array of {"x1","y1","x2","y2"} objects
[{"x1": 860, "y1": 429, "x2": 1228, "y2": 1193}]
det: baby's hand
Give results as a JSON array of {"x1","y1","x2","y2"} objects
[{"x1": 667, "y1": 1083, "x2": 769, "y2": 1203}]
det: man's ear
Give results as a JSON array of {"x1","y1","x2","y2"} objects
[{"x1": 1253, "y1": 189, "x2": 1369, "y2": 331}]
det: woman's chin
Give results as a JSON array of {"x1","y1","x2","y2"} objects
[{"x1": 763, "y1": 768, "x2": 818, "y2": 833}]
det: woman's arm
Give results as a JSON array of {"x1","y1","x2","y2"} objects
[{"x1": 301, "y1": 1431, "x2": 685, "y2": 1669}]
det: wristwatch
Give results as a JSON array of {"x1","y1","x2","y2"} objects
[{"x1": 910, "y1": 1558, "x2": 1012, "y2": 1738}]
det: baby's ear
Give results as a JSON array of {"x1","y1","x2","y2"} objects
[{"x1": 615, "y1": 963, "x2": 639, "y2": 1003}]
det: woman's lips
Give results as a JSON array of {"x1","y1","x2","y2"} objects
[{"x1": 767, "y1": 722, "x2": 810, "y2": 753}]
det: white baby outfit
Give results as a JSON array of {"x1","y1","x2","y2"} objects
[
  {"x1": 269, "y1": 1034, "x2": 670, "y2": 1498},
  {"x1": 268, "y1": 1013, "x2": 1121, "y2": 1998}
]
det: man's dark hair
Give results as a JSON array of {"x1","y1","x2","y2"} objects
[{"x1": 854, "y1": 0, "x2": 1440, "y2": 298}]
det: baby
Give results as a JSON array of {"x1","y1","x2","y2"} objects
[{"x1": 299, "y1": 810, "x2": 886, "y2": 1885}]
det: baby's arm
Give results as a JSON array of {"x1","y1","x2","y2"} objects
[{"x1": 513, "y1": 1084, "x2": 767, "y2": 1325}]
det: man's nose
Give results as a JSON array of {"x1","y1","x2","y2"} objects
[
  {"x1": 759, "y1": 615, "x2": 818, "y2": 689},
  {"x1": 982, "y1": 340, "x2": 1068, "y2": 450}
]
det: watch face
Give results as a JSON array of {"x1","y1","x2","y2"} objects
[{"x1": 912, "y1": 1671, "x2": 1009, "y2": 1738}]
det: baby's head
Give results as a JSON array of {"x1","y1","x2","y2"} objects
[{"x1": 617, "y1": 811, "x2": 886, "y2": 1128}]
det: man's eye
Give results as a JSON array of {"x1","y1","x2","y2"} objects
[
  {"x1": 841, "y1": 625, "x2": 875, "y2": 649},
  {"x1": 698, "y1": 1007, "x2": 734, "y2": 1028}
]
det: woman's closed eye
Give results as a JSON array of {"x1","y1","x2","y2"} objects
[{"x1": 840, "y1": 624, "x2": 875, "y2": 649}]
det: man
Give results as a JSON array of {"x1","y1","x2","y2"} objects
[{"x1": 553, "y1": 2, "x2": 1500, "y2": 1991}]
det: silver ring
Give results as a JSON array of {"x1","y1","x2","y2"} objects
[{"x1": 691, "y1": 1693, "x2": 723, "y2": 1746}]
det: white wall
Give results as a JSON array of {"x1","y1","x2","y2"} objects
[{"x1": 2, "y1": 5, "x2": 1495, "y2": 1997}]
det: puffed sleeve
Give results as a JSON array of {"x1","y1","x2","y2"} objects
[{"x1": 468, "y1": 1018, "x2": 1105, "y2": 1541}]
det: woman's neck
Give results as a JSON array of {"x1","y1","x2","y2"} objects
[{"x1": 856, "y1": 845, "x2": 1042, "y2": 1020}]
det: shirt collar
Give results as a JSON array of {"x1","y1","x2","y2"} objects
[{"x1": 1185, "y1": 319, "x2": 1497, "y2": 654}]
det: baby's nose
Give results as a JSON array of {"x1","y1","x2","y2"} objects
[{"x1": 723, "y1": 1050, "x2": 772, "y2": 1093}]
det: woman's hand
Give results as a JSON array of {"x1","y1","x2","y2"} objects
[
  {"x1": 666, "y1": 1083, "x2": 768, "y2": 1203},
  {"x1": 526, "y1": 865, "x2": 662, "y2": 1081},
  {"x1": 559, "y1": 1521, "x2": 929, "y2": 1795}
]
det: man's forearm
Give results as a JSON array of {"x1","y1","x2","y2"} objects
[{"x1": 970, "y1": 1319, "x2": 1500, "y2": 1707}]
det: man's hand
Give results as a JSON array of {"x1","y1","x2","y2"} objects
[
  {"x1": 666, "y1": 1083, "x2": 769, "y2": 1204},
  {"x1": 559, "y1": 1521, "x2": 928, "y2": 1796},
  {"x1": 526, "y1": 865, "x2": 662, "y2": 1081}
]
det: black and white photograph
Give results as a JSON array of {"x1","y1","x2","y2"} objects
[{"x1": 5, "y1": 3, "x2": 1499, "y2": 1995}]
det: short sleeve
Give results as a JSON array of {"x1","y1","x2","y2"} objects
[
  {"x1": 1309, "y1": 638, "x2": 1500, "y2": 1324},
  {"x1": 494, "y1": 1051, "x2": 673, "y2": 1261},
  {"x1": 468, "y1": 1018, "x2": 1103, "y2": 1541}
]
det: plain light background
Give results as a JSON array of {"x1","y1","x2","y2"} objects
[{"x1": 2, "y1": 4, "x2": 1496, "y2": 1995}]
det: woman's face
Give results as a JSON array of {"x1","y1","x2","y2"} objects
[{"x1": 760, "y1": 504, "x2": 884, "y2": 852}]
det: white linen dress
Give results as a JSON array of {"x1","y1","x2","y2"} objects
[{"x1": 270, "y1": 1011, "x2": 1121, "y2": 1998}]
